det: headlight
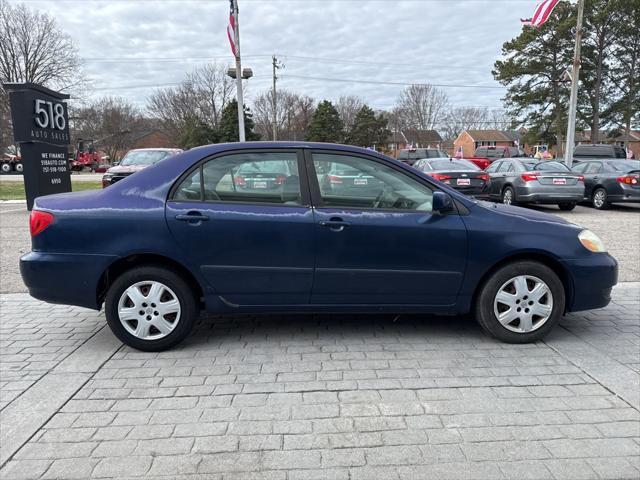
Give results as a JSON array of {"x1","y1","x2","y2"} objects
[{"x1": 578, "y1": 229, "x2": 606, "y2": 253}]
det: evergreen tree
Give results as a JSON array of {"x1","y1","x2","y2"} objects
[
  {"x1": 217, "y1": 99, "x2": 260, "y2": 142},
  {"x1": 346, "y1": 105, "x2": 390, "y2": 148},
  {"x1": 493, "y1": 1, "x2": 576, "y2": 153},
  {"x1": 307, "y1": 100, "x2": 344, "y2": 143},
  {"x1": 177, "y1": 117, "x2": 219, "y2": 149}
]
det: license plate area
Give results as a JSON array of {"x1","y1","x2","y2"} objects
[
  {"x1": 552, "y1": 178, "x2": 567, "y2": 185},
  {"x1": 253, "y1": 181, "x2": 268, "y2": 188},
  {"x1": 353, "y1": 178, "x2": 368, "y2": 186},
  {"x1": 457, "y1": 178, "x2": 471, "y2": 186}
]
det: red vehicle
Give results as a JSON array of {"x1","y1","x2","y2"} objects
[
  {"x1": 467, "y1": 146, "x2": 527, "y2": 170},
  {"x1": 71, "y1": 139, "x2": 103, "y2": 172}
]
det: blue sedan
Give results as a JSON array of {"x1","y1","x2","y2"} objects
[{"x1": 21, "y1": 142, "x2": 618, "y2": 351}]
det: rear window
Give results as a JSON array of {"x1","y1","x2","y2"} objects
[
  {"x1": 534, "y1": 161, "x2": 570, "y2": 172},
  {"x1": 573, "y1": 145, "x2": 613, "y2": 158},
  {"x1": 428, "y1": 159, "x2": 479, "y2": 171},
  {"x1": 605, "y1": 160, "x2": 640, "y2": 172}
]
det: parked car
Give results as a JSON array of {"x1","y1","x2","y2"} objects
[
  {"x1": 413, "y1": 158, "x2": 489, "y2": 198},
  {"x1": 485, "y1": 159, "x2": 584, "y2": 210},
  {"x1": 571, "y1": 159, "x2": 640, "y2": 209},
  {"x1": 573, "y1": 144, "x2": 627, "y2": 162},
  {"x1": 102, "y1": 148, "x2": 183, "y2": 187},
  {"x1": 21, "y1": 142, "x2": 617, "y2": 351},
  {"x1": 467, "y1": 146, "x2": 527, "y2": 170},
  {"x1": 397, "y1": 148, "x2": 448, "y2": 166}
]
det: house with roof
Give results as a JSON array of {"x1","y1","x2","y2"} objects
[
  {"x1": 385, "y1": 129, "x2": 443, "y2": 156},
  {"x1": 454, "y1": 130, "x2": 526, "y2": 158}
]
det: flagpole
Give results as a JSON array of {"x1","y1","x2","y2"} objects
[
  {"x1": 564, "y1": 0, "x2": 584, "y2": 167},
  {"x1": 233, "y1": 0, "x2": 246, "y2": 142}
]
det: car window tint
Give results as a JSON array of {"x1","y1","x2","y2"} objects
[
  {"x1": 535, "y1": 161, "x2": 569, "y2": 172},
  {"x1": 497, "y1": 161, "x2": 512, "y2": 172},
  {"x1": 173, "y1": 152, "x2": 302, "y2": 205},
  {"x1": 585, "y1": 162, "x2": 602, "y2": 174},
  {"x1": 571, "y1": 162, "x2": 589, "y2": 173},
  {"x1": 485, "y1": 161, "x2": 501, "y2": 173},
  {"x1": 312, "y1": 153, "x2": 433, "y2": 212},
  {"x1": 173, "y1": 169, "x2": 202, "y2": 201}
]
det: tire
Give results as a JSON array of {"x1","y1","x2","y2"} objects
[
  {"x1": 14, "y1": 162, "x2": 23, "y2": 173},
  {"x1": 558, "y1": 202, "x2": 576, "y2": 211},
  {"x1": 592, "y1": 188, "x2": 610, "y2": 210},
  {"x1": 502, "y1": 186, "x2": 518, "y2": 206},
  {"x1": 104, "y1": 265, "x2": 199, "y2": 351},
  {"x1": 475, "y1": 261, "x2": 565, "y2": 343},
  {"x1": 0, "y1": 163, "x2": 11, "y2": 174}
]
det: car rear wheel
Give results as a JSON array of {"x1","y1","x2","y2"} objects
[
  {"x1": 475, "y1": 261, "x2": 565, "y2": 343},
  {"x1": 502, "y1": 186, "x2": 518, "y2": 206},
  {"x1": 592, "y1": 188, "x2": 610, "y2": 210},
  {"x1": 558, "y1": 202, "x2": 576, "y2": 211},
  {"x1": 104, "y1": 266, "x2": 198, "y2": 351}
]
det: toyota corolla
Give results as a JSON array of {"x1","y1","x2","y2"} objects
[{"x1": 21, "y1": 142, "x2": 618, "y2": 351}]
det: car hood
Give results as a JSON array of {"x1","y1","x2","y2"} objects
[
  {"x1": 475, "y1": 200, "x2": 576, "y2": 227},
  {"x1": 106, "y1": 164, "x2": 148, "y2": 174}
]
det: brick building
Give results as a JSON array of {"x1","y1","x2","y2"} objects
[{"x1": 454, "y1": 130, "x2": 526, "y2": 158}]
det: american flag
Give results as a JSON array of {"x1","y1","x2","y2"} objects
[
  {"x1": 521, "y1": 0, "x2": 560, "y2": 28},
  {"x1": 227, "y1": 0, "x2": 238, "y2": 57}
]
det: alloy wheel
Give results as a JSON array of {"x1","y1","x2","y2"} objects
[
  {"x1": 593, "y1": 189, "x2": 606, "y2": 208},
  {"x1": 503, "y1": 189, "x2": 513, "y2": 205},
  {"x1": 493, "y1": 275, "x2": 553, "y2": 334},
  {"x1": 117, "y1": 281, "x2": 181, "y2": 340}
]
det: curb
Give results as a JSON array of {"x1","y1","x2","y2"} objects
[{"x1": 0, "y1": 200, "x2": 27, "y2": 204}]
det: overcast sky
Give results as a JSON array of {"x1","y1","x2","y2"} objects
[{"x1": 12, "y1": 0, "x2": 531, "y2": 112}]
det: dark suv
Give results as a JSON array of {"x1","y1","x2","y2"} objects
[
  {"x1": 397, "y1": 148, "x2": 448, "y2": 166},
  {"x1": 573, "y1": 144, "x2": 627, "y2": 161}
]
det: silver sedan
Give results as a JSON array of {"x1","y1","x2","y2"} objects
[{"x1": 485, "y1": 159, "x2": 585, "y2": 211}]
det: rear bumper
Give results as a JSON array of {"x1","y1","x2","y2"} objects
[
  {"x1": 562, "y1": 253, "x2": 618, "y2": 312},
  {"x1": 608, "y1": 185, "x2": 640, "y2": 204},
  {"x1": 516, "y1": 186, "x2": 584, "y2": 204},
  {"x1": 20, "y1": 251, "x2": 117, "y2": 310}
]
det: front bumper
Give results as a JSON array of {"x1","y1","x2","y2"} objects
[
  {"x1": 562, "y1": 253, "x2": 618, "y2": 312},
  {"x1": 20, "y1": 251, "x2": 117, "y2": 310}
]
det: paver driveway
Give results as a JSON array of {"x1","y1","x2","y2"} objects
[{"x1": 0, "y1": 284, "x2": 639, "y2": 479}]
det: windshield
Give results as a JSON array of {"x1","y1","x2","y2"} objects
[
  {"x1": 534, "y1": 161, "x2": 570, "y2": 172},
  {"x1": 428, "y1": 159, "x2": 480, "y2": 171},
  {"x1": 606, "y1": 160, "x2": 640, "y2": 172},
  {"x1": 120, "y1": 150, "x2": 171, "y2": 166}
]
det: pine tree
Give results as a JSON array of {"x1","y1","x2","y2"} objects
[
  {"x1": 307, "y1": 100, "x2": 343, "y2": 143},
  {"x1": 346, "y1": 105, "x2": 390, "y2": 148},
  {"x1": 217, "y1": 100, "x2": 260, "y2": 142},
  {"x1": 177, "y1": 117, "x2": 219, "y2": 149}
]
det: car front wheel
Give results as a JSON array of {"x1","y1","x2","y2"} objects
[
  {"x1": 475, "y1": 261, "x2": 565, "y2": 343},
  {"x1": 104, "y1": 266, "x2": 198, "y2": 351}
]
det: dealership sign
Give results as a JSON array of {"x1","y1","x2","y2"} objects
[{"x1": 3, "y1": 82, "x2": 72, "y2": 209}]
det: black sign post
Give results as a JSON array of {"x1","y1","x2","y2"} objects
[{"x1": 3, "y1": 82, "x2": 72, "y2": 210}]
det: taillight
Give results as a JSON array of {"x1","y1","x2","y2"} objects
[
  {"x1": 478, "y1": 173, "x2": 490, "y2": 182},
  {"x1": 30, "y1": 210, "x2": 54, "y2": 237},
  {"x1": 430, "y1": 173, "x2": 451, "y2": 182},
  {"x1": 521, "y1": 172, "x2": 539, "y2": 182},
  {"x1": 234, "y1": 176, "x2": 246, "y2": 186},
  {"x1": 617, "y1": 175, "x2": 639, "y2": 185},
  {"x1": 275, "y1": 175, "x2": 287, "y2": 185},
  {"x1": 577, "y1": 175, "x2": 584, "y2": 182},
  {"x1": 328, "y1": 175, "x2": 343, "y2": 184}
]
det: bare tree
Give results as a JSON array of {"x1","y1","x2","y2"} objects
[
  {"x1": 147, "y1": 63, "x2": 234, "y2": 144},
  {"x1": 336, "y1": 95, "x2": 365, "y2": 133},
  {"x1": 73, "y1": 97, "x2": 146, "y2": 162},
  {"x1": 394, "y1": 84, "x2": 449, "y2": 131},
  {"x1": 0, "y1": 0, "x2": 81, "y2": 90},
  {"x1": 440, "y1": 107, "x2": 490, "y2": 140},
  {"x1": 252, "y1": 89, "x2": 315, "y2": 140}
]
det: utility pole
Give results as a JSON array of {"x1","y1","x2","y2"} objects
[
  {"x1": 233, "y1": 1, "x2": 246, "y2": 142},
  {"x1": 564, "y1": 0, "x2": 585, "y2": 167},
  {"x1": 271, "y1": 55, "x2": 282, "y2": 141}
]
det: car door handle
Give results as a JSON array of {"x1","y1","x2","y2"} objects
[
  {"x1": 319, "y1": 218, "x2": 350, "y2": 231},
  {"x1": 175, "y1": 212, "x2": 209, "y2": 224}
]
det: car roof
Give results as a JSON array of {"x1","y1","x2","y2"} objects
[{"x1": 127, "y1": 148, "x2": 183, "y2": 152}]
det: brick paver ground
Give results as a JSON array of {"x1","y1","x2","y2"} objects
[{"x1": 1, "y1": 284, "x2": 638, "y2": 479}]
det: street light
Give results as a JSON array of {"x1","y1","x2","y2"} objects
[{"x1": 227, "y1": 67, "x2": 253, "y2": 80}]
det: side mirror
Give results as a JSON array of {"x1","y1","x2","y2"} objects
[
  {"x1": 432, "y1": 191, "x2": 454, "y2": 214},
  {"x1": 112, "y1": 161, "x2": 120, "y2": 166}
]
